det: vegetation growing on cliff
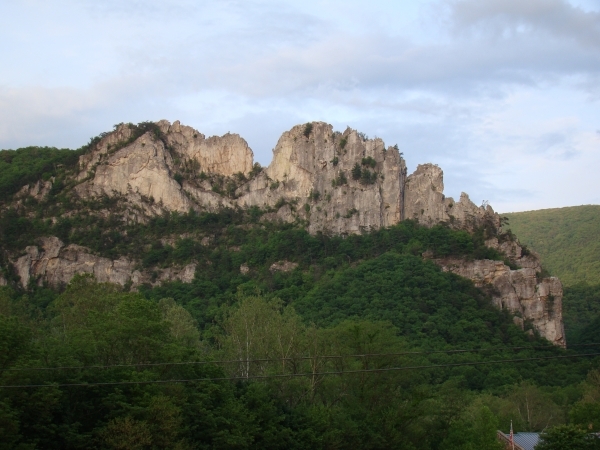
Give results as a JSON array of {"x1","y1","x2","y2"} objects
[{"x1": 0, "y1": 146, "x2": 84, "y2": 201}]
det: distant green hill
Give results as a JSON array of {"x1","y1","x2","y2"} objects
[
  {"x1": 504, "y1": 205, "x2": 600, "y2": 287},
  {"x1": 505, "y1": 205, "x2": 600, "y2": 344}
]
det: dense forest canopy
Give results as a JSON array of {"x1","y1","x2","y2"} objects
[
  {"x1": 0, "y1": 146, "x2": 84, "y2": 201},
  {"x1": 1, "y1": 145, "x2": 599, "y2": 448}
]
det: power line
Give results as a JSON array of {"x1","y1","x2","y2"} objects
[
  {"x1": 2, "y1": 352, "x2": 599, "y2": 389},
  {"x1": 6, "y1": 342, "x2": 600, "y2": 372}
]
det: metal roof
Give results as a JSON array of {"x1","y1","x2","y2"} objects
[
  {"x1": 497, "y1": 431, "x2": 540, "y2": 450},
  {"x1": 513, "y1": 432, "x2": 540, "y2": 450}
]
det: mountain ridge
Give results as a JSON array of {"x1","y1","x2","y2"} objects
[{"x1": 0, "y1": 120, "x2": 566, "y2": 346}]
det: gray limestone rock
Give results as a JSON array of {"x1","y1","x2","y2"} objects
[
  {"x1": 158, "y1": 120, "x2": 254, "y2": 177},
  {"x1": 16, "y1": 179, "x2": 53, "y2": 201},
  {"x1": 11, "y1": 237, "x2": 196, "y2": 290},
  {"x1": 437, "y1": 256, "x2": 565, "y2": 347},
  {"x1": 68, "y1": 120, "x2": 499, "y2": 235}
]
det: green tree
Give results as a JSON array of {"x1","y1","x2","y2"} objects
[
  {"x1": 351, "y1": 163, "x2": 362, "y2": 180},
  {"x1": 441, "y1": 405, "x2": 503, "y2": 450},
  {"x1": 218, "y1": 292, "x2": 305, "y2": 379},
  {"x1": 571, "y1": 369, "x2": 600, "y2": 432},
  {"x1": 505, "y1": 381, "x2": 565, "y2": 431},
  {"x1": 159, "y1": 297, "x2": 201, "y2": 348},
  {"x1": 536, "y1": 424, "x2": 600, "y2": 450}
]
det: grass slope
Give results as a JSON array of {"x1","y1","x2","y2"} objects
[{"x1": 504, "y1": 205, "x2": 600, "y2": 287}]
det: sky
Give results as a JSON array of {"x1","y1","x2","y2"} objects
[{"x1": 1, "y1": 0, "x2": 599, "y2": 213}]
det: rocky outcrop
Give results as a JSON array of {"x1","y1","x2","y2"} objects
[
  {"x1": 66, "y1": 120, "x2": 498, "y2": 234},
  {"x1": 13, "y1": 236, "x2": 196, "y2": 289},
  {"x1": 157, "y1": 120, "x2": 254, "y2": 176},
  {"x1": 75, "y1": 129, "x2": 193, "y2": 216},
  {"x1": 9, "y1": 119, "x2": 564, "y2": 345},
  {"x1": 434, "y1": 236, "x2": 566, "y2": 347},
  {"x1": 16, "y1": 179, "x2": 53, "y2": 201},
  {"x1": 15, "y1": 237, "x2": 135, "y2": 287},
  {"x1": 269, "y1": 260, "x2": 299, "y2": 273},
  {"x1": 484, "y1": 237, "x2": 541, "y2": 270},
  {"x1": 74, "y1": 121, "x2": 247, "y2": 218},
  {"x1": 237, "y1": 122, "x2": 407, "y2": 234},
  {"x1": 404, "y1": 164, "x2": 499, "y2": 230}
]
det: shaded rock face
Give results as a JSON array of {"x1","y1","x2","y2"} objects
[
  {"x1": 16, "y1": 179, "x2": 53, "y2": 202},
  {"x1": 15, "y1": 237, "x2": 135, "y2": 288},
  {"x1": 13, "y1": 237, "x2": 195, "y2": 290},
  {"x1": 269, "y1": 260, "x2": 299, "y2": 273},
  {"x1": 434, "y1": 238, "x2": 566, "y2": 347}
]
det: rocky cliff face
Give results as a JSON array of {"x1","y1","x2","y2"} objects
[
  {"x1": 236, "y1": 122, "x2": 407, "y2": 234},
  {"x1": 74, "y1": 121, "x2": 242, "y2": 217},
  {"x1": 432, "y1": 237, "x2": 565, "y2": 347},
  {"x1": 69, "y1": 120, "x2": 498, "y2": 232},
  {"x1": 13, "y1": 236, "x2": 195, "y2": 289},
  {"x1": 404, "y1": 164, "x2": 499, "y2": 230},
  {"x1": 8, "y1": 119, "x2": 565, "y2": 346},
  {"x1": 157, "y1": 120, "x2": 254, "y2": 177}
]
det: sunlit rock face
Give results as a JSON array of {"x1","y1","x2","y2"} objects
[
  {"x1": 403, "y1": 164, "x2": 500, "y2": 231},
  {"x1": 157, "y1": 120, "x2": 254, "y2": 177},
  {"x1": 236, "y1": 122, "x2": 407, "y2": 234},
  {"x1": 71, "y1": 119, "x2": 499, "y2": 233}
]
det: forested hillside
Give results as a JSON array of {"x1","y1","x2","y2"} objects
[
  {"x1": 1, "y1": 142, "x2": 599, "y2": 448},
  {"x1": 505, "y1": 206, "x2": 600, "y2": 346},
  {"x1": 0, "y1": 208, "x2": 597, "y2": 448},
  {"x1": 505, "y1": 205, "x2": 600, "y2": 287}
]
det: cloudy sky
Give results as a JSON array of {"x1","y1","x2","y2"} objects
[{"x1": 1, "y1": 0, "x2": 599, "y2": 212}]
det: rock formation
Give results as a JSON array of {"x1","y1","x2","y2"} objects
[
  {"x1": 13, "y1": 236, "x2": 195, "y2": 289},
  {"x1": 70, "y1": 120, "x2": 499, "y2": 232},
  {"x1": 437, "y1": 259, "x2": 565, "y2": 347},
  {"x1": 157, "y1": 120, "x2": 254, "y2": 177},
  {"x1": 404, "y1": 164, "x2": 499, "y2": 230},
  {"x1": 236, "y1": 122, "x2": 407, "y2": 234},
  {"x1": 7, "y1": 119, "x2": 565, "y2": 345},
  {"x1": 16, "y1": 179, "x2": 53, "y2": 202}
]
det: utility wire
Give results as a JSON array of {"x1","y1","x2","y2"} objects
[
  {"x1": 5, "y1": 342, "x2": 600, "y2": 372},
  {"x1": 2, "y1": 352, "x2": 600, "y2": 389}
]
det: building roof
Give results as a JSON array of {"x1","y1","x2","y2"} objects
[
  {"x1": 497, "y1": 431, "x2": 540, "y2": 450},
  {"x1": 513, "y1": 432, "x2": 540, "y2": 450}
]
